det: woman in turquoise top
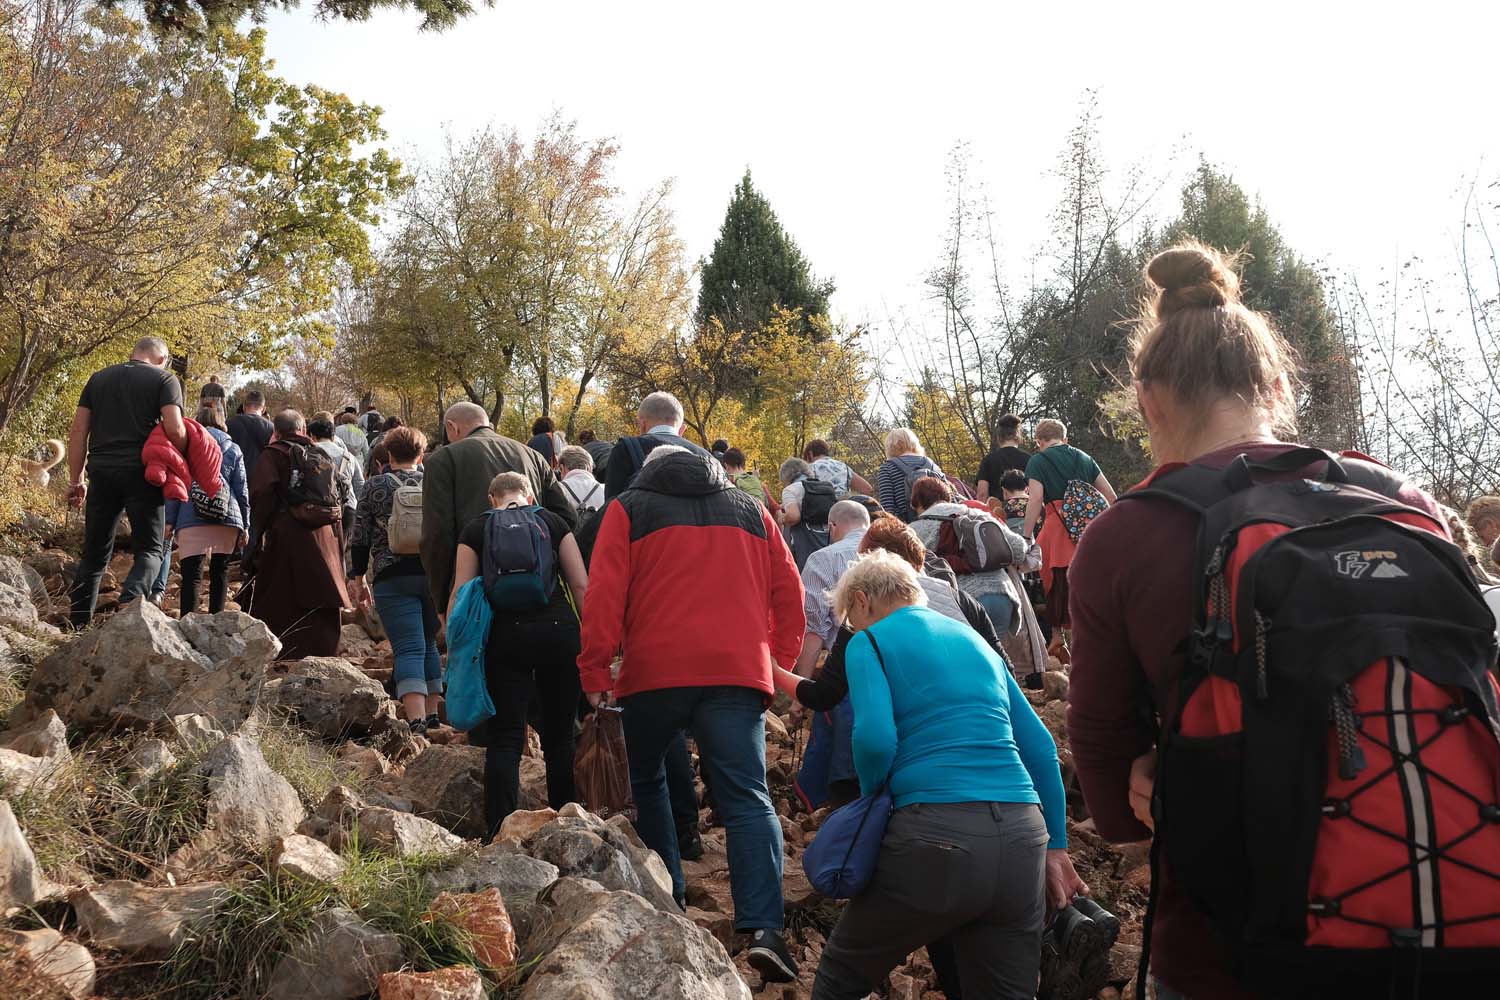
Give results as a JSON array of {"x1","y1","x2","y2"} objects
[{"x1": 811, "y1": 549, "x2": 1085, "y2": 1000}]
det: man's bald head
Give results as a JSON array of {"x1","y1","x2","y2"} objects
[
  {"x1": 828, "y1": 499, "x2": 872, "y2": 542},
  {"x1": 443, "y1": 402, "x2": 490, "y2": 440}
]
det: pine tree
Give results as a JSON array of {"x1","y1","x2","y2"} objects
[{"x1": 695, "y1": 170, "x2": 833, "y2": 338}]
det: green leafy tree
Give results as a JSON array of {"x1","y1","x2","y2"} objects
[
  {"x1": 104, "y1": 0, "x2": 486, "y2": 35},
  {"x1": 0, "y1": 0, "x2": 402, "y2": 441},
  {"x1": 695, "y1": 170, "x2": 833, "y2": 341},
  {"x1": 1164, "y1": 160, "x2": 1361, "y2": 449}
]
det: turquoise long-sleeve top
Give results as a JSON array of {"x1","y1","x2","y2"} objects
[{"x1": 846, "y1": 605, "x2": 1068, "y2": 849}]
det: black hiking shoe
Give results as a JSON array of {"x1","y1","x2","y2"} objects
[
  {"x1": 407, "y1": 718, "x2": 429, "y2": 738},
  {"x1": 677, "y1": 824, "x2": 704, "y2": 862},
  {"x1": 746, "y1": 928, "x2": 798, "y2": 983},
  {"x1": 424, "y1": 713, "x2": 441, "y2": 731},
  {"x1": 1038, "y1": 903, "x2": 1113, "y2": 1000},
  {"x1": 1070, "y1": 896, "x2": 1120, "y2": 944}
]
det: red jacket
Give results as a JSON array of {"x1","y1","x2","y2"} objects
[
  {"x1": 578, "y1": 450, "x2": 805, "y2": 699},
  {"x1": 142, "y1": 420, "x2": 223, "y2": 502}
]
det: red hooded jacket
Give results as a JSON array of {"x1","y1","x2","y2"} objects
[
  {"x1": 578, "y1": 450, "x2": 805, "y2": 699},
  {"x1": 142, "y1": 420, "x2": 223, "y2": 502}
]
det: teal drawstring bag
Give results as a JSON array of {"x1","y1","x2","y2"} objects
[{"x1": 444, "y1": 576, "x2": 495, "y2": 731}]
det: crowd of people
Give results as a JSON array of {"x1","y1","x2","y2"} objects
[{"x1": 58, "y1": 238, "x2": 1500, "y2": 999}]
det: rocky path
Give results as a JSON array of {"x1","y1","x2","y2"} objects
[{"x1": 1, "y1": 544, "x2": 1149, "y2": 1000}]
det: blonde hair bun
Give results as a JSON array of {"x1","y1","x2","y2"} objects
[{"x1": 1147, "y1": 242, "x2": 1240, "y2": 318}]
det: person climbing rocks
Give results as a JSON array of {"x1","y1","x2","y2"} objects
[{"x1": 578, "y1": 444, "x2": 806, "y2": 984}]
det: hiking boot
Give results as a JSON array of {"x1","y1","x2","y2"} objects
[
  {"x1": 746, "y1": 928, "x2": 798, "y2": 983},
  {"x1": 1071, "y1": 896, "x2": 1120, "y2": 945},
  {"x1": 424, "y1": 713, "x2": 442, "y2": 731},
  {"x1": 1038, "y1": 904, "x2": 1114, "y2": 1000},
  {"x1": 407, "y1": 717, "x2": 429, "y2": 738},
  {"x1": 677, "y1": 824, "x2": 704, "y2": 862}
]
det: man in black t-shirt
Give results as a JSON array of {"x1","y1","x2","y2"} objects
[
  {"x1": 67, "y1": 336, "x2": 187, "y2": 627},
  {"x1": 975, "y1": 412, "x2": 1032, "y2": 502},
  {"x1": 227, "y1": 390, "x2": 274, "y2": 482}
]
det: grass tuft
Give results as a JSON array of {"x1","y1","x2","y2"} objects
[
  {"x1": 158, "y1": 836, "x2": 486, "y2": 1000},
  {"x1": 4, "y1": 736, "x2": 212, "y2": 884},
  {"x1": 253, "y1": 713, "x2": 368, "y2": 807}
]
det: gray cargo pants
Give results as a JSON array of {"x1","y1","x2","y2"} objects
[{"x1": 812, "y1": 800, "x2": 1049, "y2": 1000}]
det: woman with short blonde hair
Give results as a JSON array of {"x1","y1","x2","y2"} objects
[
  {"x1": 808, "y1": 548, "x2": 1078, "y2": 999},
  {"x1": 876, "y1": 428, "x2": 943, "y2": 523}
]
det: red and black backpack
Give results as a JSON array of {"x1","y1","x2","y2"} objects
[{"x1": 1125, "y1": 447, "x2": 1500, "y2": 998}]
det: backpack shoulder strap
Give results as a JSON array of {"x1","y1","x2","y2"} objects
[{"x1": 623, "y1": 435, "x2": 647, "y2": 474}]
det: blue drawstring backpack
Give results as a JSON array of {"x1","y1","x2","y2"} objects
[
  {"x1": 444, "y1": 576, "x2": 495, "y2": 731},
  {"x1": 801, "y1": 632, "x2": 895, "y2": 898}
]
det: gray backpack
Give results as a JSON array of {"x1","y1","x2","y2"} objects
[
  {"x1": 919, "y1": 508, "x2": 1025, "y2": 573},
  {"x1": 387, "y1": 479, "x2": 424, "y2": 555}
]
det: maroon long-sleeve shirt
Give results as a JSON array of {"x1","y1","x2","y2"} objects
[{"x1": 1067, "y1": 442, "x2": 1446, "y2": 999}]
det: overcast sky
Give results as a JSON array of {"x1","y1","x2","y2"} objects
[{"x1": 260, "y1": 0, "x2": 1499, "y2": 339}]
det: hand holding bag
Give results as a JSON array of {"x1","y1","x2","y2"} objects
[{"x1": 801, "y1": 631, "x2": 896, "y2": 898}]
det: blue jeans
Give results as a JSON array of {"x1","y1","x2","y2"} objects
[
  {"x1": 977, "y1": 591, "x2": 1017, "y2": 637},
  {"x1": 620, "y1": 685, "x2": 784, "y2": 930},
  {"x1": 151, "y1": 534, "x2": 173, "y2": 598},
  {"x1": 373, "y1": 574, "x2": 442, "y2": 698}
]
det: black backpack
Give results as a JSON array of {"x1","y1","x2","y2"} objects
[
  {"x1": 481, "y1": 506, "x2": 557, "y2": 611},
  {"x1": 282, "y1": 443, "x2": 341, "y2": 528},
  {"x1": 1124, "y1": 448, "x2": 1500, "y2": 998},
  {"x1": 799, "y1": 478, "x2": 837, "y2": 527}
]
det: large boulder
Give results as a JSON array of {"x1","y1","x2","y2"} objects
[
  {"x1": 400, "y1": 745, "x2": 488, "y2": 839},
  {"x1": 272, "y1": 834, "x2": 348, "y2": 882},
  {"x1": 0, "y1": 708, "x2": 69, "y2": 760},
  {"x1": 521, "y1": 882, "x2": 749, "y2": 1000},
  {"x1": 357, "y1": 807, "x2": 465, "y2": 858},
  {"x1": 0, "y1": 927, "x2": 95, "y2": 999},
  {"x1": 263, "y1": 657, "x2": 397, "y2": 740},
  {"x1": 378, "y1": 966, "x2": 486, "y2": 1000},
  {"x1": 265, "y1": 907, "x2": 403, "y2": 1000},
  {"x1": 166, "y1": 611, "x2": 280, "y2": 722},
  {"x1": 427, "y1": 843, "x2": 560, "y2": 901},
  {"x1": 15, "y1": 603, "x2": 275, "y2": 732},
  {"x1": 525, "y1": 805, "x2": 677, "y2": 914},
  {"x1": 71, "y1": 880, "x2": 225, "y2": 955},
  {"x1": 0, "y1": 554, "x2": 47, "y2": 610},
  {"x1": 0, "y1": 746, "x2": 66, "y2": 792},
  {"x1": 198, "y1": 735, "x2": 305, "y2": 850},
  {"x1": 0, "y1": 581, "x2": 38, "y2": 626},
  {"x1": 0, "y1": 800, "x2": 50, "y2": 915},
  {"x1": 425, "y1": 888, "x2": 515, "y2": 970}
]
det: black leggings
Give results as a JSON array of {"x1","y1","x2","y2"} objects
[
  {"x1": 181, "y1": 553, "x2": 230, "y2": 615},
  {"x1": 480, "y1": 617, "x2": 582, "y2": 839}
]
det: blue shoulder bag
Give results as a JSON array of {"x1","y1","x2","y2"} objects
[
  {"x1": 800, "y1": 631, "x2": 895, "y2": 898},
  {"x1": 444, "y1": 576, "x2": 495, "y2": 731}
]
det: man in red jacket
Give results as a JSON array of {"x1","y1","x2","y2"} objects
[{"x1": 579, "y1": 445, "x2": 806, "y2": 984}]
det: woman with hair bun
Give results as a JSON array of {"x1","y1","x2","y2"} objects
[{"x1": 1067, "y1": 243, "x2": 1452, "y2": 999}]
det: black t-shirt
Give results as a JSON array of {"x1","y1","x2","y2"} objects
[
  {"x1": 459, "y1": 507, "x2": 576, "y2": 626},
  {"x1": 227, "y1": 412, "x2": 274, "y2": 479},
  {"x1": 77, "y1": 360, "x2": 184, "y2": 471},
  {"x1": 976, "y1": 445, "x2": 1031, "y2": 490}
]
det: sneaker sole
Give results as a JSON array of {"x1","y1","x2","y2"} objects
[{"x1": 746, "y1": 946, "x2": 797, "y2": 984}]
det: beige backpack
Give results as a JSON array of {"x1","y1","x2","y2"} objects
[{"x1": 387, "y1": 481, "x2": 424, "y2": 555}]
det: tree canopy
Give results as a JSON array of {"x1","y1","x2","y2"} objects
[
  {"x1": 105, "y1": 0, "x2": 488, "y2": 35},
  {"x1": 0, "y1": 0, "x2": 403, "y2": 441},
  {"x1": 695, "y1": 171, "x2": 834, "y2": 340}
]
